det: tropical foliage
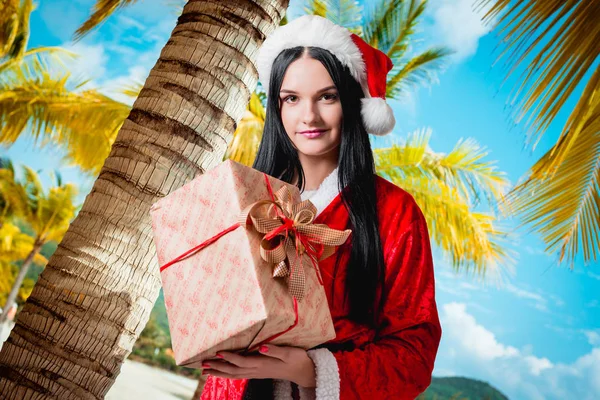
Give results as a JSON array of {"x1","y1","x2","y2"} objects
[
  {"x1": 479, "y1": 0, "x2": 600, "y2": 266},
  {"x1": 375, "y1": 130, "x2": 512, "y2": 275},
  {"x1": 0, "y1": 0, "x2": 133, "y2": 176},
  {"x1": 0, "y1": 222, "x2": 47, "y2": 305},
  {"x1": 0, "y1": 160, "x2": 77, "y2": 321}
]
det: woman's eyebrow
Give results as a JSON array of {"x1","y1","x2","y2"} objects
[{"x1": 280, "y1": 85, "x2": 337, "y2": 94}]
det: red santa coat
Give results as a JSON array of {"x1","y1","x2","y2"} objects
[{"x1": 201, "y1": 171, "x2": 442, "y2": 400}]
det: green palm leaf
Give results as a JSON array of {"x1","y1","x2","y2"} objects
[
  {"x1": 375, "y1": 129, "x2": 513, "y2": 273},
  {"x1": 362, "y1": 0, "x2": 451, "y2": 99},
  {"x1": 305, "y1": 0, "x2": 363, "y2": 34},
  {"x1": 387, "y1": 46, "x2": 451, "y2": 99},
  {"x1": 479, "y1": 0, "x2": 600, "y2": 265},
  {"x1": 0, "y1": 0, "x2": 33, "y2": 61},
  {"x1": 504, "y1": 98, "x2": 600, "y2": 266},
  {"x1": 0, "y1": 0, "x2": 20, "y2": 58},
  {"x1": 0, "y1": 57, "x2": 131, "y2": 174},
  {"x1": 75, "y1": 0, "x2": 140, "y2": 40},
  {"x1": 0, "y1": 222, "x2": 48, "y2": 265},
  {"x1": 401, "y1": 176, "x2": 513, "y2": 275},
  {"x1": 224, "y1": 92, "x2": 265, "y2": 166},
  {"x1": 478, "y1": 0, "x2": 599, "y2": 168}
]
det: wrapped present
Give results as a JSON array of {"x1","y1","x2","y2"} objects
[{"x1": 150, "y1": 160, "x2": 351, "y2": 368}]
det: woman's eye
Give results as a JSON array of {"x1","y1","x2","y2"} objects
[
  {"x1": 322, "y1": 93, "x2": 338, "y2": 101},
  {"x1": 283, "y1": 95, "x2": 297, "y2": 103}
]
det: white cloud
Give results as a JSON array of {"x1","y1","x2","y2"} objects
[
  {"x1": 443, "y1": 303, "x2": 519, "y2": 361},
  {"x1": 582, "y1": 330, "x2": 600, "y2": 347},
  {"x1": 100, "y1": 65, "x2": 149, "y2": 105},
  {"x1": 435, "y1": 302, "x2": 600, "y2": 399},
  {"x1": 504, "y1": 282, "x2": 549, "y2": 313},
  {"x1": 436, "y1": 279, "x2": 472, "y2": 299},
  {"x1": 428, "y1": 0, "x2": 495, "y2": 61},
  {"x1": 61, "y1": 42, "x2": 108, "y2": 84},
  {"x1": 587, "y1": 271, "x2": 600, "y2": 281},
  {"x1": 116, "y1": 15, "x2": 146, "y2": 31}
]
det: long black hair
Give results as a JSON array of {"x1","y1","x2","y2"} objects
[{"x1": 253, "y1": 46, "x2": 386, "y2": 325}]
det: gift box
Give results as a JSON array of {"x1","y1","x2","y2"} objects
[{"x1": 150, "y1": 160, "x2": 350, "y2": 368}]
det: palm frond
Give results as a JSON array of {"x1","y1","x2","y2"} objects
[
  {"x1": 120, "y1": 81, "x2": 143, "y2": 98},
  {"x1": 0, "y1": 164, "x2": 28, "y2": 221},
  {"x1": 0, "y1": 46, "x2": 75, "y2": 76},
  {"x1": 363, "y1": 0, "x2": 400, "y2": 47},
  {"x1": 375, "y1": 129, "x2": 509, "y2": 207},
  {"x1": 0, "y1": 0, "x2": 20, "y2": 58},
  {"x1": 0, "y1": 222, "x2": 48, "y2": 265},
  {"x1": 224, "y1": 92, "x2": 266, "y2": 166},
  {"x1": 365, "y1": 0, "x2": 425, "y2": 58},
  {"x1": 22, "y1": 165, "x2": 43, "y2": 199},
  {"x1": 0, "y1": 57, "x2": 130, "y2": 174},
  {"x1": 504, "y1": 98, "x2": 600, "y2": 267},
  {"x1": 387, "y1": 47, "x2": 451, "y2": 99},
  {"x1": 396, "y1": 175, "x2": 513, "y2": 275},
  {"x1": 166, "y1": 0, "x2": 187, "y2": 16},
  {"x1": 375, "y1": 129, "x2": 514, "y2": 274},
  {"x1": 477, "y1": 0, "x2": 600, "y2": 166},
  {"x1": 361, "y1": 0, "x2": 450, "y2": 98},
  {"x1": 304, "y1": 0, "x2": 363, "y2": 34},
  {"x1": 6, "y1": 0, "x2": 33, "y2": 61},
  {"x1": 38, "y1": 183, "x2": 78, "y2": 242},
  {"x1": 0, "y1": 157, "x2": 14, "y2": 173},
  {"x1": 304, "y1": 0, "x2": 328, "y2": 18},
  {"x1": 75, "y1": 0, "x2": 140, "y2": 40}
]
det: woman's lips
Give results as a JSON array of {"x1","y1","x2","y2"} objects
[{"x1": 298, "y1": 129, "x2": 328, "y2": 139}]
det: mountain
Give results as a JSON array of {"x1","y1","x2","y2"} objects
[
  {"x1": 419, "y1": 376, "x2": 509, "y2": 400},
  {"x1": 153, "y1": 289, "x2": 170, "y2": 334}
]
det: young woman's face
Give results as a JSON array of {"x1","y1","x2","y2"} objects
[{"x1": 278, "y1": 55, "x2": 343, "y2": 159}]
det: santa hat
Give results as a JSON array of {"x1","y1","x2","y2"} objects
[{"x1": 257, "y1": 15, "x2": 396, "y2": 136}]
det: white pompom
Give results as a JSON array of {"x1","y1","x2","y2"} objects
[{"x1": 360, "y1": 97, "x2": 396, "y2": 136}]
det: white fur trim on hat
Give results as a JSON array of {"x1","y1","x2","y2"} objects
[
  {"x1": 361, "y1": 97, "x2": 396, "y2": 136},
  {"x1": 257, "y1": 15, "x2": 366, "y2": 93}
]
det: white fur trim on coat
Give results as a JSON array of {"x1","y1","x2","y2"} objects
[
  {"x1": 361, "y1": 97, "x2": 396, "y2": 136},
  {"x1": 306, "y1": 348, "x2": 340, "y2": 399},
  {"x1": 274, "y1": 379, "x2": 293, "y2": 400},
  {"x1": 300, "y1": 167, "x2": 340, "y2": 216},
  {"x1": 272, "y1": 349, "x2": 340, "y2": 400},
  {"x1": 257, "y1": 15, "x2": 366, "y2": 94}
]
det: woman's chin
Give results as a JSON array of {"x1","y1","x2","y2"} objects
[{"x1": 296, "y1": 145, "x2": 339, "y2": 159}]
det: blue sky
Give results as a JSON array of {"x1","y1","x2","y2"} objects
[{"x1": 4, "y1": 1, "x2": 600, "y2": 399}]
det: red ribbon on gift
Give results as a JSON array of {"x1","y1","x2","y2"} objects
[{"x1": 159, "y1": 173, "x2": 351, "y2": 349}]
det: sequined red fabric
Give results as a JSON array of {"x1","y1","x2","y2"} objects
[{"x1": 201, "y1": 175, "x2": 442, "y2": 399}]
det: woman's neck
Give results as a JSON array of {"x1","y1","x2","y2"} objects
[{"x1": 294, "y1": 151, "x2": 339, "y2": 191}]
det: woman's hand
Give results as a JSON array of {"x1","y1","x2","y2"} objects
[{"x1": 202, "y1": 344, "x2": 317, "y2": 388}]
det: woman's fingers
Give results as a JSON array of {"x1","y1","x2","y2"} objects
[
  {"x1": 215, "y1": 351, "x2": 252, "y2": 368},
  {"x1": 257, "y1": 344, "x2": 289, "y2": 361},
  {"x1": 203, "y1": 369, "x2": 248, "y2": 379},
  {"x1": 203, "y1": 360, "x2": 252, "y2": 376}
]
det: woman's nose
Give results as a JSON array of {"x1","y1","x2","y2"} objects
[{"x1": 302, "y1": 101, "x2": 321, "y2": 125}]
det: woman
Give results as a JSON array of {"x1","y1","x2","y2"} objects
[{"x1": 201, "y1": 15, "x2": 442, "y2": 400}]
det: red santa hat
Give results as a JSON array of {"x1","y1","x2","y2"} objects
[{"x1": 257, "y1": 15, "x2": 396, "y2": 136}]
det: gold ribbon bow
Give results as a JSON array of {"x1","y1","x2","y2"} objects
[{"x1": 239, "y1": 184, "x2": 351, "y2": 300}]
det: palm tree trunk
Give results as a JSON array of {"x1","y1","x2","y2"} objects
[
  {"x1": 0, "y1": 241, "x2": 41, "y2": 325},
  {"x1": 0, "y1": 1, "x2": 289, "y2": 398}
]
